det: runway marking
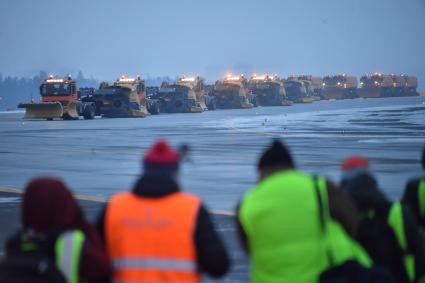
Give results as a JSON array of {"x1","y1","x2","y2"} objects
[{"x1": 0, "y1": 186, "x2": 235, "y2": 216}]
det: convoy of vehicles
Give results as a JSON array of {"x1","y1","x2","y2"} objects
[
  {"x1": 17, "y1": 72, "x2": 420, "y2": 120},
  {"x1": 321, "y1": 74, "x2": 358, "y2": 100},
  {"x1": 211, "y1": 75, "x2": 254, "y2": 109},
  {"x1": 247, "y1": 74, "x2": 292, "y2": 106}
]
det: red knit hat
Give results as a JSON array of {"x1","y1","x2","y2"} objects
[
  {"x1": 341, "y1": 155, "x2": 370, "y2": 182},
  {"x1": 143, "y1": 139, "x2": 179, "y2": 175},
  {"x1": 341, "y1": 155, "x2": 369, "y2": 171}
]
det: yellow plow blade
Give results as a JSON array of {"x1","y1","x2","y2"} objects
[
  {"x1": 62, "y1": 102, "x2": 79, "y2": 119},
  {"x1": 18, "y1": 102, "x2": 63, "y2": 119}
]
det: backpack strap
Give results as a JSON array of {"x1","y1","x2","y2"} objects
[
  {"x1": 418, "y1": 178, "x2": 425, "y2": 219},
  {"x1": 313, "y1": 176, "x2": 334, "y2": 266},
  {"x1": 55, "y1": 230, "x2": 85, "y2": 283},
  {"x1": 387, "y1": 202, "x2": 415, "y2": 283}
]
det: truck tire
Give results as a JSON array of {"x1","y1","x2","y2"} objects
[
  {"x1": 149, "y1": 101, "x2": 160, "y2": 115},
  {"x1": 83, "y1": 104, "x2": 95, "y2": 120},
  {"x1": 207, "y1": 98, "x2": 216, "y2": 110}
]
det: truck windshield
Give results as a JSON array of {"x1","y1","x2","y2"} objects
[
  {"x1": 40, "y1": 83, "x2": 72, "y2": 96},
  {"x1": 360, "y1": 76, "x2": 381, "y2": 85},
  {"x1": 157, "y1": 85, "x2": 189, "y2": 99},
  {"x1": 323, "y1": 76, "x2": 344, "y2": 86}
]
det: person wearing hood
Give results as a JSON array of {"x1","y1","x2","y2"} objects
[
  {"x1": 4, "y1": 177, "x2": 111, "y2": 283},
  {"x1": 341, "y1": 156, "x2": 425, "y2": 283},
  {"x1": 402, "y1": 145, "x2": 425, "y2": 231},
  {"x1": 96, "y1": 139, "x2": 230, "y2": 283},
  {"x1": 236, "y1": 140, "x2": 372, "y2": 283}
]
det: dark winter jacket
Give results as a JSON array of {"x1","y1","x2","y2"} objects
[
  {"x1": 96, "y1": 175, "x2": 230, "y2": 278},
  {"x1": 6, "y1": 177, "x2": 111, "y2": 282},
  {"x1": 402, "y1": 177, "x2": 425, "y2": 230},
  {"x1": 343, "y1": 173, "x2": 425, "y2": 283}
]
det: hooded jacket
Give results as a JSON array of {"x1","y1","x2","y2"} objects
[
  {"x1": 6, "y1": 177, "x2": 111, "y2": 282},
  {"x1": 342, "y1": 173, "x2": 425, "y2": 283}
]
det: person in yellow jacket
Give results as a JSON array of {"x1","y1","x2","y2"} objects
[{"x1": 236, "y1": 140, "x2": 375, "y2": 283}]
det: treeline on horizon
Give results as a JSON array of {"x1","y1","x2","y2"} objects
[{"x1": 0, "y1": 71, "x2": 174, "y2": 110}]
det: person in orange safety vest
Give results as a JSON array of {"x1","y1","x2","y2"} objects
[{"x1": 96, "y1": 139, "x2": 230, "y2": 283}]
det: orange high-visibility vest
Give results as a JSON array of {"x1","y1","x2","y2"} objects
[{"x1": 105, "y1": 191, "x2": 201, "y2": 283}]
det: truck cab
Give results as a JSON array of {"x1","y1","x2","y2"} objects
[{"x1": 39, "y1": 75, "x2": 78, "y2": 104}]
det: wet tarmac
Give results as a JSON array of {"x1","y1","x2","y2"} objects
[
  {"x1": 1, "y1": 96, "x2": 425, "y2": 281},
  {"x1": 1, "y1": 96, "x2": 424, "y2": 207}
]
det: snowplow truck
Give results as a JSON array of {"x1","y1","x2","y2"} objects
[
  {"x1": 18, "y1": 75, "x2": 96, "y2": 120},
  {"x1": 153, "y1": 76, "x2": 215, "y2": 113},
  {"x1": 390, "y1": 74, "x2": 419, "y2": 97},
  {"x1": 80, "y1": 83, "x2": 145, "y2": 118},
  {"x1": 211, "y1": 75, "x2": 254, "y2": 109},
  {"x1": 284, "y1": 78, "x2": 314, "y2": 103},
  {"x1": 247, "y1": 74, "x2": 292, "y2": 106},
  {"x1": 401, "y1": 75, "x2": 419, "y2": 97},
  {"x1": 102, "y1": 75, "x2": 160, "y2": 117},
  {"x1": 288, "y1": 75, "x2": 323, "y2": 100},
  {"x1": 322, "y1": 74, "x2": 358, "y2": 99},
  {"x1": 358, "y1": 73, "x2": 393, "y2": 98}
]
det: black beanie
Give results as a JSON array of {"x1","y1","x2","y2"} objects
[{"x1": 258, "y1": 140, "x2": 294, "y2": 170}]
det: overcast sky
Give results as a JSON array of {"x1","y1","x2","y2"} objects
[{"x1": 1, "y1": 0, "x2": 424, "y2": 87}]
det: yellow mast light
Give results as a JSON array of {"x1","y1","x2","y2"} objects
[
  {"x1": 45, "y1": 75, "x2": 66, "y2": 83},
  {"x1": 45, "y1": 79, "x2": 64, "y2": 83},
  {"x1": 179, "y1": 77, "x2": 196, "y2": 82},
  {"x1": 117, "y1": 76, "x2": 137, "y2": 83},
  {"x1": 251, "y1": 74, "x2": 268, "y2": 81},
  {"x1": 224, "y1": 74, "x2": 244, "y2": 82}
]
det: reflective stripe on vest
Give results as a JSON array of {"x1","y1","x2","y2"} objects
[
  {"x1": 388, "y1": 202, "x2": 415, "y2": 283},
  {"x1": 114, "y1": 280, "x2": 196, "y2": 283},
  {"x1": 113, "y1": 258, "x2": 196, "y2": 272},
  {"x1": 106, "y1": 192, "x2": 201, "y2": 283},
  {"x1": 419, "y1": 179, "x2": 425, "y2": 218},
  {"x1": 55, "y1": 230, "x2": 85, "y2": 283}
]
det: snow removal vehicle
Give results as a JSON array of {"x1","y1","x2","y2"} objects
[
  {"x1": 247, "y1": 74, "x2": 292, "y2": 106},
  {"x1": 288, "y1": 75, "x2": 323, "y2": 101},
  {"x1": 152, "y1": 76, "x2": 215, "y2": 113},
  {"x1": 211, "y1": 75, "x2": 254, "y2": 109},
  {"x1": 93, "y1": 75, "x2": 160, "y2": 118},
  {"x1": 391, "y1": 74, "x2": 419, "y2": 97},
  {"x1": 358, "y1": 72, "x2": 393, "y2": 98},
  {"x1": 284, "y1": 78, "x2": 314, "y2": 103},
  {"x1": 321, "y1": 74, "x2": 358, "y2": 100},
  {"x1": 18, "y1": 75, "x2": 96, "y2": 120}
]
